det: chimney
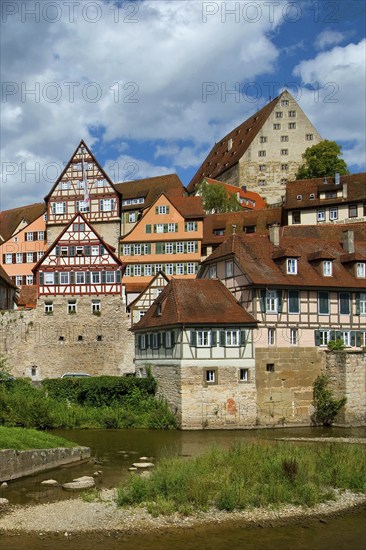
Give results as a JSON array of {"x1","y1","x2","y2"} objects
[
  {"x1": 269, "y1": 223, "x2": 280, "y2": 246},
  {"x1": 227, "y1": 138, "x2": 233, "y2": 151},
  {"x1": 342, "y1": 183, "x2": 347, "y2": 198},
  {"x1": 343, "y1": 230, "x2": 355, "y2": 254}
]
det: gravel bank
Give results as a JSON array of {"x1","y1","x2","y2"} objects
[{"x1": 0, "y1": 489, "x2": 365, "y2": 535}]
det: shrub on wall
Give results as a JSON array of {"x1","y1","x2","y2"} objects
[{"x1": 311, "y1": 374, "x2": 347, "y2": 426}]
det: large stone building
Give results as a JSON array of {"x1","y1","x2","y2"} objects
[{"x1": 187, "y1": 90, "x2": 322, "y2": 205}]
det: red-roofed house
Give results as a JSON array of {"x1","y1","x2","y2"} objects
[{"x1": 197, "y1": 177, "x2": 266, "y2": 211}]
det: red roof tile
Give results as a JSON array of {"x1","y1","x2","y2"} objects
[
  {"x1": 0, "y1": 203, "x2": 46, "y2": 243},
  {"x1": 115, "y1": 174, "x2": 185, "y2": 210},
  {"x1": 17, "y1": 285, "x2": 37, "y2": 308}
]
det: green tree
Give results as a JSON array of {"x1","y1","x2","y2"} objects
[
  {"x1": 312, "y1": 374, "x2": 347, "y2": 427},
  {"x1": 296, "y1": 140, "x2": 349, "y2": 180},
  {"x1": 196, "y1": 180, "x2": 242, "y2": 213}
]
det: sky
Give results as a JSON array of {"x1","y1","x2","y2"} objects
[{"x1": 1, "y1": 0, "x2": 365, "y2": 210}]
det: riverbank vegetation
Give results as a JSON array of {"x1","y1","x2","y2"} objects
[
  {"x1": 0, "y1": 376, "x2": 177, "y2": 430},
  {"x1": 117, "y1": 442, "x2": 366, "y2": 516},
  {"x1": 0, "y1": 426, "x2": 77, "y2": 450}
]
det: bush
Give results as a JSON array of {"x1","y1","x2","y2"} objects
[
  {"x1": 327, "y1": 339, "x2": 346, "y2": 351},
  {"x1": 312, "y1": 374, "x2": 347, "y2": 426}
]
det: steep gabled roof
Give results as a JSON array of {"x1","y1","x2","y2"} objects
[
  {"x1": 0, "y1": 203, "x2": 46, "y2": 243},
  {"x1": 44, "y1": 140, "x2": 119, "y2": 201},
  {"x1": 187, "y1": 93, "x2": 285, "y2": 193},
  {"x1": 165, "y1": 194, "x2": 205, "y2": 219},
  {"x1": 131, "y1": 278, "x2": 257, "y2": 331},
  {"x1": 115, "y1": 174, "x2": 185, "y2": 210},
  {"x1": 284, "y1": 173, "x2": 366, "y2": 210},
  {"x1": 200, "y1": 233, "x2": 366, "y2": 289},
  {"x1": 283, "y1": 223, "x2": 366, "y2": 241},
  {"x1": 128, "y1": 270, "x2": 170, "y2": 310},
  {"x1": 0, "y1": 265, "x2": 17, "y2": 289},
  {"x1": 32, "y1": 212, "x2": 123, "y2": 274}
]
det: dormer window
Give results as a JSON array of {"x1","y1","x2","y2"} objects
[
  {"x1": 356, "y1": 262, "x2": 365, "y2": 278},
  {"x1": 208, "y1": 265, "x2": 217, "y2": 279},
  {"x1": 296, "y1": 195, "x2": 302, "y2": 201},
  {"x1": 157, "y1": 304, "x2": 162, "y2": 316},
  {"x1": 309, "y1": 193, "x2": 315, "y2": 200},
  {"x1": 323, "y1": 260, "x2": 333, "y2": 276},
  {"x1": 287, "y1": 258, "x2": 298, "y2": 275}
]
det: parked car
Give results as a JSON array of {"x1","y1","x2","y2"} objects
[{"x1": 61, "y1": 373, "x2": 91, "y2": 378}]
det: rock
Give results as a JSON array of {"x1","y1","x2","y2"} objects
[
  {"x1": 93, "y1": 471, "x2": 101, "y2": 477},
  {"x1": 0, "y1": 498, "x2": 9, "y2": 507},
  {"x1": 1, "y1": 482, "x2": 8, "y2": 488},
  {"x1": 132, "y1": 462, "x2": 154, "y2": 469},
  {"x1": 128, "y1": 467, "x2": 138, "y2": 472},
  {"x1": 41, "y1": 479, "x2": 59, "y2": 487},
  {"x1": 62, "y1": 476, "x2": 95, "y2": 491},
  {"x1": 139, "y1": 456, "x2": 149, "y2": 461}
]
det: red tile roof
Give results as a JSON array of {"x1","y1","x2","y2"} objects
[
  {"x1": 200, "y1": 233, "x2": 366, "y2": 289},
  {"x1": 0, "y1": 203, "x2": 46, "y2": 243},
  {"x1": 283, "y1": 223, "x2": 366, "y2": 241},
  {"x1": 202, "y1": 178, "x2": 267, "y2": 210},
  {"x1": 131, "y1": 278, "x2": 257, "y2": 331},
  {"x1": 0, "y1": 265, "x2": 17, "y2": 289},
  {"x1": 187, "y1": 93, "x2": 285, "y2": 193},
  {"x1": 284, "y1": 173, "x2": 366, "y2": 210},
  {"x1": 115, "y1": 174, "x2": 185, "y2": 211},
  {"x1": 166, "y1": 195, "x2": 205, "y2": 219},
  {"x1": 17, "y1": 285, "x2": 37, "y2": 308}
]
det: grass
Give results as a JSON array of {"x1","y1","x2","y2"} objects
[
  {"x1": 117, "y1": 442, "x2": 366, "y2": 515},
  {"x1": 0, "y1": 426, "x2": 78, "y2": 450}
]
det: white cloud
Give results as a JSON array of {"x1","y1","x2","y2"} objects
[{"x1": 314, "y1": 30, "x2": 347, "y2": 50}]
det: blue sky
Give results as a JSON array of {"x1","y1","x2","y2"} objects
[{"x1": 1, "y1": 0, "x2": 365, "y2": 210}]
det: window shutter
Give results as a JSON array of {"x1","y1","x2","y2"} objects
[
  {"x1": 155, "y1": 206, "x2": 159, "y2": 214},
  {"x1": 156, "y1": 243, "x2": 161, "y2": 254},
  {"x1": 154, "y1": 224, "x2": 157, "y2": 233},
  {"x1": 166, "y1": 206, "x2": 170, "y2": 214},
  {"x1": 70, "y1": 271, "x2": 75, "y2": 284},
  {"x1": 194, "y1": 222, "x2": 198, "y2": 231},
  {"x1": 355, "y1": 293, "x2": 360, "y2": 315},
  {"x1": 146, "y1": 224, "x2": 152, "y2": 234},
  {"x1": 164, "y1": 224, "x2": 168, "y2": 233},
  {"x1": 220, "y1": 330, "x2": 225, "y2": 346},
  {"x1": 195, "y1": 242, "x2": 198, "y2": 253},
  {"x1": 84, "y1": 245, "x2": 91, "y2": 256},
  {"x1": 335, "y1": 331, "x2": 342, "y2": 341},
  {"x1": 69, "y1": 245, "x2": 75, "y2": 257},
  {"x1": 137, "y1": 335, "x2": 141, "y2": 350},
  {"x1": 277, "y1": 291, "x2": 283, "y2": 313},
  {"x1": 150, "y1": 334, "x2": 154, "y2": 348},
  {"x1": 39, "y1": 272, "x2": 44, "y2": 285},
  {"x1": 350, "y1": 331, "x2": 356, "y2": 346},
  {"x1": 102, "y1": 271, "x2": 106, "y2": 283},
  {"x1": 184, "y1": 243, "x2": 187, "y2": 253},
  {"x1": 86, "y1": 271, "x2": 91, "y2": 284},
  {"x1": 175, "y1": 223, "x2": 178, "y2": 232},
  {"x1": 314, "y1": 330, "x2": 320, "y2": 346},
  {"x1": 184, "y1": 222, "x2": 187, "y2": 232},
  {"x1": 211, "y1": 330, "x2": 217, "y2": 347},
  {"x1": 240, "y1": 330, "x2": 246, "y2": 345},
  {"x1": 23, "y1": 253, "x2": 26, "y2": 263},
  {"x1": 116, "y1": 270, "x2": 121, "y2": 283},
  {"x1": 100, "y1": 199, "x2": 104, "y2": 211},
  {"x1": 54, "y1": 272, "x2": 59, "y2": 285},
  {"x1": 55, "y1": 246, "x2": 60, "y2": 256},
  {"x1": 171, "y1": 331, "x2": 175, "y2": 347},
  {"x1": 260, "y1": 290, "x2": 266, "y2": 312},
  {"x1": 161, "y1": 332, "x2": 166, "y2": 348},
  {"x1": 33, "y1": 252, "x2": 37, "y2": 262},
  {"x1": 76, "y1": 201, "x2": 79, "y2": 211},
  {"x1": 190, "y1": 330, "x2": 197, "y2": 347},
  {"x1": 356, "y1": 332, "x2": 362, "y2": 347},
  {"x1": 329, "y1": 330, "x2": 336, "y2": 341}
]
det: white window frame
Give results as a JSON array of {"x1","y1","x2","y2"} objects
[
  {"x1": 44, "y1": 301, "x2": 53, "y2": 313},
  {"x1": 266, "y1": 290, "x2": 278, "y2": 313},
  {"x1": 91, "y1": 300, "x2": 101, "y2": 313},
  {"x1": 26, "y1": 275, "x2": 33, "y2": 285},
  {"x1": 128, "y1": 212, "x2": 137, "y2": 223},
  {"x1": 323, "y1": 261, "x2": 333, "y2": 277},
  {"x1": 205, "y1": 369, "x2": 216, "y2": 383},
  {"x1": 176, "y1": 242, "x2": 184, "y2": 253},
  {"x1": 319, "y1": 330, "x2": 330, "y2": 346},
  {"x1": 76, "y1": 272, "x2": 85, "y2": 284},
  {"x1": 341, "y1": 331, "x2": 351, "y2": 347},
  {"x1": 134, "y1": 265, "x2": 141, "y2": 277},
  {"x1": 106, "y1": 271, "x2": 115, "y2": 283},
  {"x1": 165, "y1": 242, "x2": 174, "y2": 254},
  {"x1": 44, "y1": 272, "x2": 54, "y2": 285},
  {"x1": 197, "y1": 330, "x2": 211, "y2": 347},
  {"x1": 157, "y1": 205, "x2": 167, "y2": 215},
  {"x1": 360, "y1": 293, "x2": 366, "y2": 315},
  {"x1": 225, "y1": 329, "x2": 240, "y2": 347},
  {"x1": 168, "y1": 223, "x2": 176, "y2": 233},
  {"x1": 290, "y1": 328, "x2": 298, "y2": 345},
  {"x1": 156, "y1": 223, "x2": 164, "y2": 233},
  {"x1": 356, "y1": 262, "x2": 365, "y2": 278},
  {"x1": 37, "y1": 231, "x2": 45, "y2": 240},
  {"x1": 123, "y1": 244, "x2": 131, "y2": 255},
  {"x1": 208, "y1": 265, "x2": 217, "y2": 279},
  {"x1": 68, "y1": 300, "x2": 77, "y2": 314},
  {"x1": 239, "y1": 368, "x2": 249, "y2": 382},
  {"x1": 5, "y1": 254, "x2": 12, "y2": 264},
  {"x1": 144, "y1": 264, "x2": 152, "y2": 276},
  {"x1": 16, "y1": 276, "x2": 22, "y2": 286},
  {"x1": 92, "y1": 271, "x2": 100, "y2": 284},
  {"x1": 268, "y1": 328, "x2": 276, "y2": 345},
  {"x1": 100, "y1": 198, "x2": 113, "y2": 212},
  {"x1": 176, "y1": 263, "x2": 184, "y2": 275},
  {"x1": 225, "y1": 261, "x2": 233, "y2": 278},
  {"x1": 91, "y1": 245, "x2": 99, "y2": 256},
  {"x1": 329, "y1": 207, "x2": 338, "y2": 220},
  {"x1": 52, "y1": 202, "x2": 66, "y2": 215},
  {"x1": 16, "y1": 253, "x2": 23, "y2": 264},
  {"x1": 187, "y1": 263, "x2": 195, "y2": 275},
  {"x1": 186, "y1": 221, "x2": 196, "y2": 232},
  {"x1": 60, "y1": 272, "x2": 69, "y2": 285},
  {"x1": 187, "y1": 241, "x2": 196, "y2": 253},
  {"x1": 286, "y1": 258, "x2": 297, "y2": 275},
  {"x1": 317, "y1": 209, "x2": 326, "y2": 222}
]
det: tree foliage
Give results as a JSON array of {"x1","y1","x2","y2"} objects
[
  {"x1": 296, "y1": 140, "x2": 349, "y2": 180},
  {"x1": 196, "y1": 180, "x2": 242, "y2": 213},
  {"x1": 312, "y1": 374, "x2": 347, "y2": 426}
]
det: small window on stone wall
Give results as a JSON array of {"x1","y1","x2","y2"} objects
[
  {"x1": 59, "y1": 336, "x2": 65, "y2": 342},
  {"x1": 31, "y1": 366, "x2": 37, "y2": 377},
  {"x1": 266, "y1": 363, "x2": 275, "y2": 372},
  {"x1": 204, "y1": 368, "x2": 218, "y2": 385},
  {"x1": 239, "y1": 368, "x2": 249, "y2": 382},
  {"x1": 78, "y1": 335, "x2": 83, "y2": 342},
  {"x1": 97, "y1": 335, "x2": 102, "y2": 341}
]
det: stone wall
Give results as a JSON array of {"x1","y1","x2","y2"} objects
[
  {"x1": 0, "y1": 296, "x2": 134, "y2": 379},
  {"x1": 255, "y1": 347, "x2": 324, "y2": 426},
  {"x1": 325, "y1": 350, "x2": 366, "y2": 426},
  {"x1": 0, "y1": 447, "x2": 90, "y2": 482}
]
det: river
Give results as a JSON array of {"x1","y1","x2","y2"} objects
[{"x1": 1, "y1": 426, "x2": 365, "y2": 549}]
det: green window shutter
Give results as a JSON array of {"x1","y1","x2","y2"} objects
[
  {"x1": 155, "y1": 206, "x2": 159, "y2": 214},
  {"x1": 184, "y1": 243, "x2": 187, "y2": 253},
  {"x1": 195, "y1": 242, "x2": 198, "y2": 253},
  {"x1": 277, "y1": 291, "x2": 283, "y2": 313},
  {"x1": 137, "y1": 335, "x2": 141, "y2": 350},
  {"x1": 86, "y1": 271, "x2": 91, "y2": 284},
  {"x1": 102, "y1": 271, "x2": 106, "y2": 283},
  {"x1": 84, "y1": 245, "x2": 91, "y2": 257},
  {"x1": 69, "y1": 245, "x2": 75, "y2": 257},
  {"x1": 166, "y1": 206, "x2": 170, "y2": 214},
  {"x1": 195, "y1": 222, "x2": 198, "y2": 231},
  {"x1": 171, "y1": 331, "x2": 175, "y2": 347},
  {"x1": 154, "y1": 224, "x2": 157, "y2": 233},
  {"x1": 184, "y1": 263, "x2": 188, "y2": 274},
  {"x1": 70, "y1": 271, "x2": 75, "y2": 284},
  {"x1": 146, "y1": 224, "x2": 152, "y2": 234},
  {"x1": 161, "y1": 332, "x2": 166, "y2": 348},
  {"x1": 355, "y1": 293, "x2": 360, "y2": 315},
  {"x1": 184, "y1": 222, "x2": 187, "y2": 232},
  {"x1": 164, "y1": 224, "x2": 168, "y2": 233},
  {"x1": 240, "y1": 330, "x2": 246, "y2": 345},
  {"x1": 116, "y1": 270, "x2": 121, "y2": 283},
  {"x1": 156, "y1": 243, "x2": 161, "y2": 254},
  {"x1": 54, "y1": 272, "x2": 59, "y2": 285},
  {"x1": 39, "y1": 272, "x2": 44, "y2": 285},
  {"x1": 356, "y1": 332, "x2": 362, "y2": 346},
  {"x1": 190, "y1": 330, "x2": 197, "y2": 347},
  {"x1": 211, "y1": 330, "x2": 217, "y2": 347},
  {"x1": 314, "y1": 330, "x2": 320, "y2": 346},
  {"x1": 335, "y1": 331, "x2": 342, "y2": 341},
  {"x1": 55, "y1": 245, "x2": 60, "y2": 256},
  {"x1": 329, "y1": 330, "x2": 336, "y2": 341},
  {"x1": 350, "y1": 331, "x2": 356, "y2": 346},
  {"x1": 220, "y1": 331, "x2": 225, "y2": 346},
  {"x1": 260, "y1": 290, "x2": 266, "y2": 313},
  {"x1": 175, "y1": 223, "x2": 178, "y2": 232}
]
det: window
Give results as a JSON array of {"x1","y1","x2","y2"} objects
[
  {"x1": 204, "y1": 369, "x2": 217, "y2": 384},
  {"x1": 60, "y1": 272, "x2": 69, "y2": 285},
  {"x1": 318, "y1": 291, "x2": 330, "y2": 315},
  {"x1": 37, "y1": 251, "x2": 43, "y2": 260},
  {"x1": 281, "y1": 149, "x2": 289, "y2": 155},
  {"x1": 317, "y1": 330, "x2": 330, "y2": 346},
  {"x1": 348, "y1": 204, "x2": 358, "y2": 218},
  {"x1": 60, "y1": 246, "x2": 68, "y2": 257},
  {"x1": 306, "y1": 134, "x2": 313, "y2": 141},
  {"x1": 260, "y1": 136, "x2": 267, "y2": 143},
  {"x1": 106, "y1": 271, "x2": 115, "y2": 283},
  {"x1": 31, "y1": 366, "x2": 37, "y2": 377},
  {"x1": 92, "y1": 271, "x2": 100, "y2": 284},
  {"x1": 76, "y1": 272, "x2": 85, "y2": 284},
  {"x1": 266, "y1": 290, "x2": 279, "y2": 313},
  {"x1": 134, "y1": 265, "x2": 141, "y2": 277},
  {"x1": 168, "y1": 223, "x2": 177, "y2": 233},
  {"x1": 152, "y1": 333, "x2": 159, "y2": 349},
  {"x1": 92, "y1": 300, "x2": 101, "y2": 314},
  {"x1": 26, "y1": 275, "x2": 33, "y2": 285},
  {"x1": 91, "y1": 245, "x2": 99, "y2": 256},
  {"x1": 37, "y1": 231, "x2": 45, "y2": 240},
  {"x1": 5, "y1": 254, "x2": 12, "y2": 264},
  {"x1": 287, "y1": 258, "x2": 297, "y2": 274},
  {"x1": 356, "y1": 263, "x2": 365, "y2": 278},
  {"x1": 288, "y1": 290, "x2": 300, "y2": 313},
  {"x1": 323, "y1": 261, "x2": 333, "y2": 276},
  {"x1": 187, "y1": 241, "x2": 196, "y2": 253},
  {"x1": 52, "y1": 202, "x2": 66, "y2": 215},
  {"x1": 225, "y1": 330, "x2": 240, "y2": 346},
  {"x1": 16, "y1": 276, "x2": 22, "y2": 286},
  {"x1": 239, "y1": 369, "x2": 249, "y2": 382},
  {"x1": 16, "y1": 253, "x2": 22, "y2": 263},
  {"x1": 329, "y1": 207, "x2": 338, "y2": 221},
  {"x1": 25, "y1": 232, "x2": 34, "y2": 241},
  {"x1": 258, "y1": 150, "x2": 266, "y2": 157},
  {"x1": 156, "y1": 223, "x2": 164, "y2": 234},
  {"x1": 281, "y1": 178, "x2": 287, "y2": 185},
  {"x1": 341, "y1": 331, "x2": 351, "y2": 347},
  {"x1": 317, "y1": 209, "x2": 326, "y2": 222},
  {"x1": 281, "y1": 135, "x2": 289, "y2": 142},
  {"x1": 144, "y1": 264, "x2": 152, "y2": 276},
  {"x1": 76, "y1": 200, "x2": 90, "y2": 213},
  {"x1": 77, "y1": 335, "x2": 83, "y2": 342},
  {"x1": 187, "y1": 263, "x2": 196, "y2": 274},
  {"x1": 185, "y1": 221, "x2": 197, "y2": 232},
  {"x1": 139, "y1": 311, "x2": 146, "y2": 321},
  {"x1": 68, "y1": 300, "x2": 77, "y2": 314},
  {"x1": 208, "y1": 265, "x2": 217, "y2": 278},
  {"x1": 165, "y1": 242, "x2": 174, "y2": 254},
  {"x1": 134, "y1": 244, "x2": 142, "y2": 255},
  {"x1": 281, "y1": 99, "x2": 289, "y2": 106},
  {"x1": 273, "y1": 124, "x2": 281, "y2": 130},
  {"x1": 281, "y1": 164, "x2": 288, "y2": 171},
  {"x1": 275, "y1": 111, "x2": 283, "y2": 118},
  {"x1": 197, "y1": 330, "x2": 211, "y2": 346},
  {"x1": 128, "y1": 212, "x2": 137, "y2": 223},
  {"x1": 244, "y1": 225, "x2": 256, "y2": 234},
  {"x1": 44, "y1": 302, "x2": 53, "y2": 314},
  {"x1": 123, "y1": 244, "x2": 131, "y2": 255},
  {"x1": 44, "y1": 272, "x2": 54, "y2": 285},
  {"x1": 76, "y1": 246, "x2": 84, "y2": 256},
  {"x1": 339, "y1": 292, "x2": 350, "y2": 315},
  {"x1": 268, "y1": 328, "x2": 275, "y2": 345},
  {"x1": 266, "y1": 363, "x2": 275, "y2": 372},
  {"x1": 259, "y1": 164, "x2": 266, "y2": 171},
  {"x1": 166, "y1": 263, "x2": 174, "y2": 275},
  {"x1": 145, "y1": 224, "x2": 152, "y2": 234},
  {"x1": 61, "y1": 181, "x2": 70, "y2": 190},
  {"x1": 288, "y1": 122, "x2": 296, "y2": 129},
  {"x1": 100, "y1": 198, "x2": 114, "y2": 212},
  {"x1": 225, "y1": 261, "x2": 233, "y2": 278},
  {"x1": 157, "y1": 205, "x2": 168, "y2": 215},
  {"x1": 174, "y1": 242, "x2": 183, "y2": 254},
  {"x1": 359, "y1": 293, "x2": 366, "y2": 315},
  {"x1": 288, "y1": 110, "x2": 296, "y2": 117},
  {"x1": 290, "y1": 328, "x2": 298, "y2": 345},
  {"x1": 258, "y1": 180, "x2": 266, "y2": 186}
]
